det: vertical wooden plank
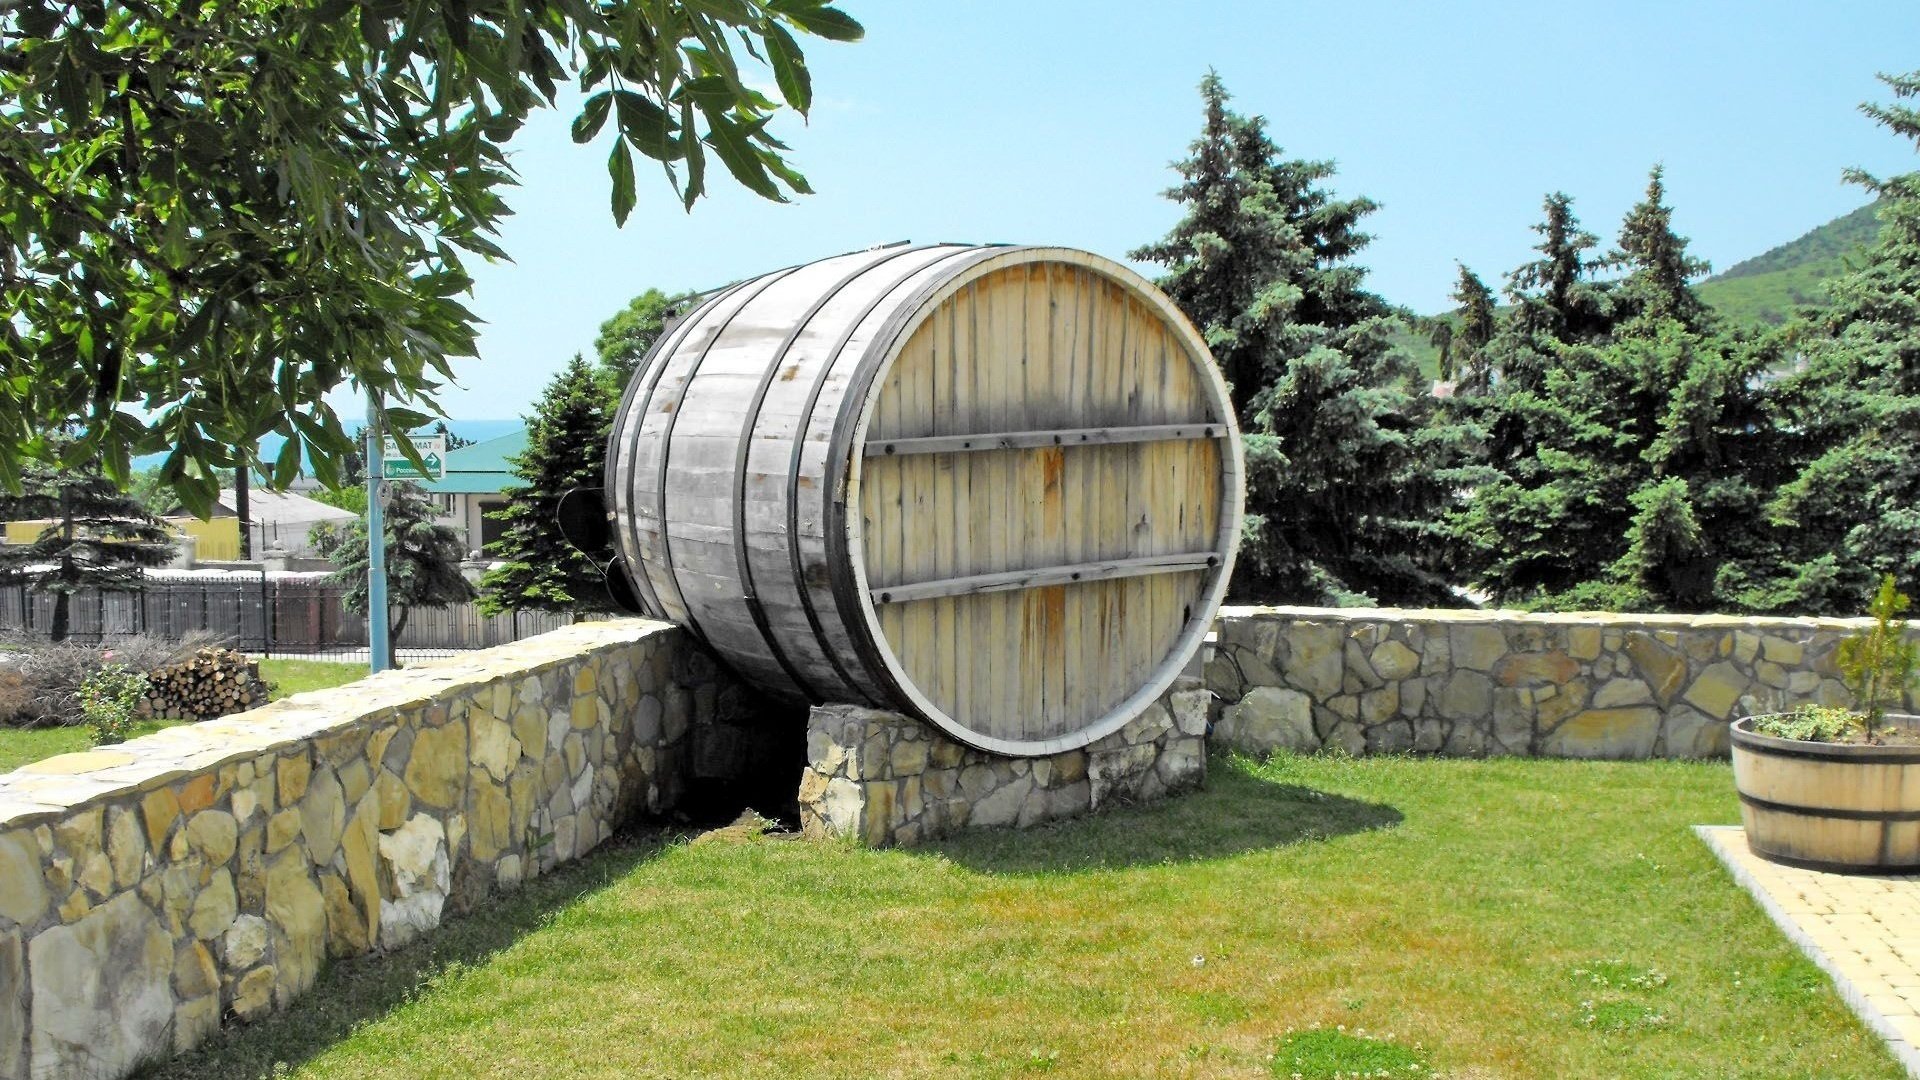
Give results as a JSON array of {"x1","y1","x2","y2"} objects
[
  {"x1": 962, "y1": 282, "x2": 991, "y2": 730},
  {"x1": 902, "y1": 321, "x2": 937, "y2": 709}
]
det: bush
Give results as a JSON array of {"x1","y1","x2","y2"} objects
[
  {"x1": 0, "y1": 633, "x2": 210, "y2": 728},
  {"x1": 78, "y1": 664, "x2": 149, "y2": 746}
]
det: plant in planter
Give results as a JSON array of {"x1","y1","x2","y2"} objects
[{"x1": 1730, "y1": 575, "x2": 1920, "y2": 873}]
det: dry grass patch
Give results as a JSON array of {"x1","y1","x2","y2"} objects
[{"x1": 144, "y1": 754, "x2": 1903, "y2": 1079}]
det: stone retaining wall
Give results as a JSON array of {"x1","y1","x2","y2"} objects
[
  {"x1": 799, "y1": 685, "x2": 1210, "y2": 847},
  {"x1": 1205, "y1": 606, "x2": 1920, "y2": 760},
  {"x1": 0, "y1": 620, "x2": 734, "y2": 1080}
]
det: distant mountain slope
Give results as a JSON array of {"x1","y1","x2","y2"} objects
[{"x1": 1695, "y1": 201, "x2": 1882, "y2": 326}]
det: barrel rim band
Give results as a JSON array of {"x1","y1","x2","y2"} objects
[
  {"x1": 733, "y1": 245, "x2": 936, "y2": 704},
  {"x1": 607, "y1": 282, "x2": 748, "y2": 620},
  {"x1": 1731, "y1": 722, "x2": 1920, "y2": 765},
  {"x1": 648, "y1": 266, "x2": 804, "y2": 641},
  {"x1": 1738, "y1": 791, "x2": 1920, "y2": 822},
  {"x1": 1741, "y1": 845, "x2": 1920, "y2": 875},
  {"x1": 820, "y1": 247, "x2": 1013, "y2": 707}
]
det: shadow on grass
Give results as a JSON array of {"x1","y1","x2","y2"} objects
[
  {"x1": 922, "y1": 755, "x2": 1403, "y2": 875},
  {"x1": 135, "y1": 829, "x2": 681, "y2": 1080}
]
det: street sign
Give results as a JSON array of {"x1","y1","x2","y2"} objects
[{"x1": 382, "y1": 434, "x2": 446, "y2": 481}]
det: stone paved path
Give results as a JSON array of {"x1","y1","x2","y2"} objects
[{"x1": 1698, "y1": 825, "x2": 1920, "y2": 1078}]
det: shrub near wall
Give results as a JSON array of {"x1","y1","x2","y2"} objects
[
  {"x1": 1205, "y1": 607, "x2": 1920, "y2": 760},
  {"x1": 0, "y1": 620, "x2": 728, "y2": 1080}
]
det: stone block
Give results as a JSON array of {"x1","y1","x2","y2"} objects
[
  {"x1": 223, "y1": 913, "x2": 270, "y2": 970},
  {"x1": 1568, "y1": 626, "x2": 1603, "y2": 661},
  {"x1": 185, "y1": 810, "x2": 238, "y2": 866},
  {"x1": 1450, "y1": 624, "x2": 1508, "y2": 672},
  {"x1": 1592, "y1": 678, "x2": 1653, "y2": 709},
  {"x1": 0, "y1": 830, "x2": 46, "y2": 927},
  {"x1": 139, "y1": 786, "x2": 180, "y2": 851},
  {"x1": 405, "y1": 722, "x2": 468, "y2": 809},
  {"x1": 0, "y1": 930, "x2": 21, "y2": 1080},
  {"x1": 1437, "y1": 670, "x2": 1495, "y2": 722},
  {"x1": 28, "y1": 891, "x2": 173, "y2": 1080},
  {"x1": 1623, "y1": 633, "x2": 1687, "y2": 704},
  {"x1": 105, "y1": 808, "x2": 145, "y2": 889},
  {"x1": 1369, "y1": 639, "x2": 1420, "y2": 681},
  {"x1": 1283, "y1": 622, "x2": 1347, "y2": 699},
  {"x1": 265, "y1": 850, "x2": 327, "y2": 1002},
  {"x1": 1214, "y1": 687, "x2": 1318, "y2": 755},
  {"x1": 1493, "y1": 650, "x2": 1579, "y2": 688},
  {"x1": 1542, "y1": 707, "x2": 1659, "y2": 759},
  {"x1": 1681, "y1": 661, "x2": 1747, "y2": 721},
  {"x1": 377, "y1": 815, "x2": 448, "y2": 949},
  {"x1": 277, "y1": 751, "x2": 312, "y2": 804}
]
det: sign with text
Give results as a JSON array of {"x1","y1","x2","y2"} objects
[{"x1": 382, "y1": 434, "x2": 447, "y2": 481}]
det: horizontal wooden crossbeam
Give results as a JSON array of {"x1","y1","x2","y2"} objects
[
  {"x1": 873, "y1": 551, "x2": 1221, "y2": 605},
  {"x1": 864, "y1": 423, "x2": 1226, "y2": 458}
]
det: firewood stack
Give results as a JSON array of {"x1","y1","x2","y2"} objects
[{"x1": 137, "y1": 647, "x2": 270, "y2": 721}]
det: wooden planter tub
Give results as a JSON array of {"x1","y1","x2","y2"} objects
[{"x1": 1730, "y1": 714, "x2": 1920, "y2": 873}]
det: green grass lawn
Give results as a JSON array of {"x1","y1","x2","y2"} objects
[
  {"x1": 144, "y1": 753, "x2": 1901, "y2": 1080},
  {"x1": 0, "y1": 720, "x2": 178, "y2": 772},
  {"x1": 1, "y1": 658, "x2": 367, "y2": 774},
  {"x1": 259, "y1": 658, "x2": 370, "y2": 698}
]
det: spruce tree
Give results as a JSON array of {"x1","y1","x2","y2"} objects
[
  {"x1": 1455, "y1": 169, "x2": 1784, "y2": 610},
  {"x1": 1134, "y1": 74, "x2": 1481, "y2": 605},
  {"x1": 1768, "y1": 71, "x2": 1920, "y2": 608},
  {"x1": 1447, "y1": 265, "x2": 1499, "y2": 394},
  {"x1": 314, "y1": 483, "x2": 474, "y2": 667},
  {"x1": 479, "y1": 355, "x2": 616, "y2": 616},
  {"x1": 0, "y1": 451, "x2": 173, "y2": 642}
]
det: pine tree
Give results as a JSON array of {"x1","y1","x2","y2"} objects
[
  {"x1": 314, "y1": 483, "x2": 474, "y2": 667},
  {"x1": 1134, "y1": 73, "x2": 1481, "y2": 605},
  {"x1": 1768, "y1": 71, "x2": 1920, "y2": 609},
  {"x1": 0, "y1": 450, "x2": 173, "y2": 642},
  {"x1": 1447, "y1": 265, "x2": 1499, "y2": 394},
  {"x1": 479, "y1": 356, "x2": 616, "y2": 616},
  {"x1": 1455, "y1": 170, "x2": 1784, "y2": 611}
]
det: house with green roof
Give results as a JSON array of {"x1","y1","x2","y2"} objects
[{"x1": 414, "y1": 428, "x2": 525, "y2": 558}]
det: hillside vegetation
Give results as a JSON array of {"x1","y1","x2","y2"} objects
[{"x1": 1694, "y1": 201, "x2": 1882, "y2": 325}]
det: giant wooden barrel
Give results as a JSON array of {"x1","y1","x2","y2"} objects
[{"x1": 606, "y1": 244, "x2": 1243, "y2": 756}]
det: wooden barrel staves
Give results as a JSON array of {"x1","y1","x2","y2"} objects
[
  {"x1": 606, "y1": 244, "x2": 1244, "y2": 756},
  {"x1": 1730, "y1": 715, "x2": 1920, "y2": 873}
]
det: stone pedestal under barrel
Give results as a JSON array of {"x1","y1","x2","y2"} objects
[{"x1": 606, "y1": 244, "x2": 1243, "y2": 756}]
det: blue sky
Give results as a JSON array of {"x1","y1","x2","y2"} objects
[{"x1": 428, "y1": 0, "x2": 1920, "y2": 419}]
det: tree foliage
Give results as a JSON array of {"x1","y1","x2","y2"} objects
[
  {"x1": 479, "y1": 354, "x2": 613, "y2": 616},
  {"x1": 313, "y1": 482, "x2": 474, "y2": 666},
  {"x1": 0, "y1": 0, "x2": 862, "y2": 515},
  {"x1": 1452, "y1": 170, "x2": 1788, "y2": 612},
  {"x1": 594, "y1": 286, "x2": 690, "y2": 396},
  {"x1": 1135, "y1": 73, "x2": 1481, "y2": 606},
  {"x1": 0, "y1": 446, "x2": 173, "y2": 641},
  {"x1": 1764, "y1": 71, "x2": 1920, "y2": 610}
]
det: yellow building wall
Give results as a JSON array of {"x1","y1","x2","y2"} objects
[{"x1": 2, "y1": 517, "x2": 239, "y2": 562}]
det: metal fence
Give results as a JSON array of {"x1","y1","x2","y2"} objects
[{"x1": 0, "y1": 578, "x2": 592, "y2": 660}]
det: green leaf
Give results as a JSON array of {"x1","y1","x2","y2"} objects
[
  {"x1": 677, "y1": 75, "x2": 739, "y2": 110},
  {"x1": 680, "y1": 100, "x2": 706, "y2": 210},
  {"x1": 764, "y1": 22, "x2": 812, "y2": 115},
  {"x1": 609, "y1": 141, "x2": 638, "y2": 225},
  {"x1": 777, "y1": 4, "x2": 863, "y2": 41},
  {"x1": 16, "y1": 4, "x2": 61, "y2": 38},
  {"x1": 572, "y1": 92, "x2": 613, "y2": 143},
  {"x1": 614, "y1": 91, "x2": 679, "y2": 161},
  {"x1": 274, "y1": 433, "x2": 303, "y2": 488},
  {"x1": 701, "y1": 112, "x2": 781, "y2": 200}
]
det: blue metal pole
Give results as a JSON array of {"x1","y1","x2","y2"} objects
[{"x1": 366, "y1": 392, "x2": 390, "y2": 673}]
